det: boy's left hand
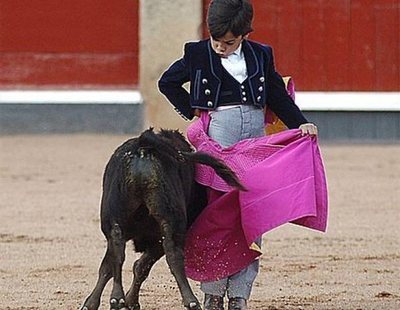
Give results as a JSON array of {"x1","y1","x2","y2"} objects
[
  {"x1": 299, "y1": 123, "x2": 318, "y2": 136},
  {"x1": 192, "y1": 108, "x2": 201, "y2": 118}
]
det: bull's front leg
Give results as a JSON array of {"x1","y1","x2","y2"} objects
[
  {"x1": 160, "y1": 220, "x2": 201, "y2": 310},
  {"x1": 109, "y1": 223, "x2": 128, "y2": 310}
]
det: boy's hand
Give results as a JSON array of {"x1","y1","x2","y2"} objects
[
  {"x1": 192, "y1": 108, "x2": 201, "y2": 117},
  {"x1": 299, "y1": 123, "x2": 318, "y2": 136}
]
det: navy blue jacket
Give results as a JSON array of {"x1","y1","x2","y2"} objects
[{"x1": 158, "y1": 39, "x2": 307, "y2": 128}]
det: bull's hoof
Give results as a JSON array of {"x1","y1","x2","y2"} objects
[
  {"x1": 185, "y1": 301, "x2": 202, "y2": 310},
  {"x1": 81, "y1": 299, "x2": 100, "y2": 310},
  {"x1": 110, "y1": 298, "x2": 129, "y2": 310},
  {"x1": 81, "y1": 305, "x2": 99, "y2": 310}
]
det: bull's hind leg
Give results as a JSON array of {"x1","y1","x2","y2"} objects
[
  {"x1": 125, "y1": 244, "x2": 164, "y2": 309},
  {"x1": 160, "y1": 220, "x2": 201, "y2": 310},
  {"x1": 81, "y1": 248, "x2": 113, "y2": 310},
  {"x1": 108, "y1": 223, "x2": 128, "y2": 310}
]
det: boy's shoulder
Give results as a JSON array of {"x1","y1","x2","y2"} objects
[
  {"x1": 246, "y1": 39, "x2": 273, "y2": 54},
  {"x1": 183, "y1": 39, "x2": 209, "y2": 52}
]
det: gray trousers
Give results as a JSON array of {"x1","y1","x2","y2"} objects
[{"x1": 200, "y1": 105, "x2": 264, "y2": 300}]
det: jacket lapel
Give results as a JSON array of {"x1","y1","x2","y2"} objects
[
  {"x1": 243, "y1": 40, "x2": 259, "y2": 79},
  {"x1": 207, "y1": 40, "x2": 223, "y2": 83}
]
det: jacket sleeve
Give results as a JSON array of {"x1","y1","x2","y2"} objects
[
  {"x1": 158, "y1": 48, "x2": 193, "y2": 120},
  {"x1": 265, "y1": 46, "x2": 308, "y2": 129}
]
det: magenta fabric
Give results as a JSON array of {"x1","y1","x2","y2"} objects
[{"x1": 184, "y1": 114, "x2": 328, "y2": 282}]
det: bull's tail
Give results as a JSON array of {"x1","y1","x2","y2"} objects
[{"x1": 183, "y1": 152, "x2": 246, "y2": 191}]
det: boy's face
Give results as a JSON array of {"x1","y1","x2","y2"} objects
[{"x1": 210, "y1": 31, "x2": 244, "y2": 58}]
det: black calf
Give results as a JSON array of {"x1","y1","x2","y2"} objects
[{"x1": 81, "y1": 128, "x2": 244, "y2": 310}]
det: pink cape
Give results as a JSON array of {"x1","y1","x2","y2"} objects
[{"x1": 184, "y1": 114, "x2": 328, "y2": 282}]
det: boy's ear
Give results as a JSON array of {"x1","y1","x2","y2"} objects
[{"x1": 243, "y1": 34, "x2": 249, "y2": 39}]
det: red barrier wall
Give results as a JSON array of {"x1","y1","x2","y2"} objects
[
  {"x1": 203, "y1": 0, "x2": 399, "y2": 91},
  {"x1": 0, "y1": 0, "x2": 138, "y2": 88}
]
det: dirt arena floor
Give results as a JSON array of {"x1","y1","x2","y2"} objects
[{"x1": 1, "y1": 134, "x2": 399, "y2": 310}]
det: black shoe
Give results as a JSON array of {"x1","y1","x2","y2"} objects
[
  {"x1": 204, "y1": 294, "x2": 224, "y2": 310},
  {"x1": 228, "y1": 297, "x2": 247, "y2": 310}
]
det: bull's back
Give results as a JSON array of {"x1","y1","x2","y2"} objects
[
  {"x1": 102, "y1": 146, "x2": 191, "y2": 235},
  {"x1": 100, "y1": 147, "x2": 163, "y2": 231},
  {"x1": 99, "y1": 130, "x2": 195, "y2": 240}
]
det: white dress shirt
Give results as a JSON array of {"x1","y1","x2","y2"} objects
[{"x1": 221, "y1": 43, "x2": 248, "y2": 83}]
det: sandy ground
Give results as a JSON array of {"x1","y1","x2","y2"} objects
[{"x1": 1, "y1": 134, "x2": 399, "y2": 310}]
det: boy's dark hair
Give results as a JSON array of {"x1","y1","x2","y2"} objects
[{"x1": 207, "y1": 0, "x2": 253, "y2": 39}]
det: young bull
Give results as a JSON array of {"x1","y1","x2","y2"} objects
[{"x1": 81, "y1": 128, "x2": 244, "y2": 310}]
